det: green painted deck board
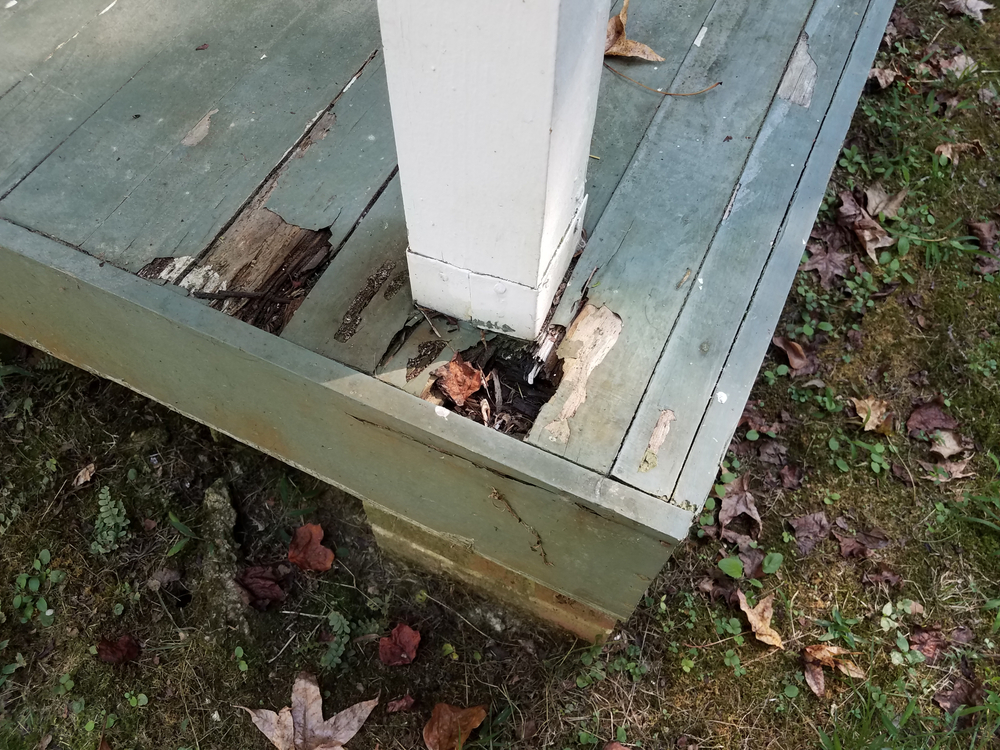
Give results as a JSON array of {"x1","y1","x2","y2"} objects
[
  {"x1": 0, "y1": 217, "x2": 691, "y2": 619},
  {"x1": 671, "y1": 0, "x2": 897, "y2": 511},
  {"x1": 0, "y1": 0, "x2": 379, "y2": 271},
  {"x1": 612, "y1": 0, "x2": 883, "y2": 495},
  {"x1": 583, "y1": 0, "x2": 717, "y2": 237},
  {"x1": 280, "y1": 175, "x2": 412, "y2": 373},
  {"x1": 526, "y1": 0, "x2": 819, "y2": 472}
]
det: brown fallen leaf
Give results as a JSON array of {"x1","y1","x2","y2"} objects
[
  {"x1": 832, "y1": 527, "x2": 890, "y2": 559},
  {"x1": 788, "y1": 512, "x2": 831, "y2": 556},
  {"x1": 934, "y1": 140, "x2": 985, "y2": 165},
  {"x1": 99, "y1": 736, "x2": 113, "y2": 750},
  {"x1": 864, "y1": 182, "x2": 907, "y2": 219},
  {"x1": 604, "y1": 0, "x2": 665, "y2": 62},
  {"x1": 861, "y1": 564, "x2": 902, "y2": 588},
  {"x1": 696, "y1": 574, "x2": 739, "y2": 607},
  {"x1": 195, "y1": 43, "x2": 209, "y2": 50},
  {"x1": 423, "y1": 703, "x2": 487, "y2": 750},
  {"x1": 386, "y1": 695, "x2": 415, "y2": 714},
  {"x1": 96, "y1": 634, "x2": 141, "y2": 665},
  {"x1": 838, "y1": 190, "x2": 895, "y2": 263},
  {"x1": 237, "y1": 565, "x2": 291, "y2": 610},
  {"x1": 780, "y1": 464, "x2": 803, "y2": 490},
  {"x1": 934, "y1": 675, "x2": 984, "y2": 715},
  {"x1": 379, "y1": 623, "x2": 421, "y2": 666},
  {"x1": 850, "y1": 396, "x2": 891, "y2": 432},
  {"x1": 288, "y1": 524, "x2": 335, "y2": 573},
  {"x1": 867, "y1": 67, "x2": 899, "y2": 89},
  {"x1": 73, "y1": 463, "x2": 96, "y2": 488},
  {"x1": 910, "y1": 627, "x2": 948, "y2": 663},
  {"x1": 718, "y1": 475, "x2": 762, "y2": 543},
  {"x1": 801, "y1": 243, "x2": 851, "y2": 290},
  {"x1": 906, "y1": 396, "x2": 959, "y2": 437},
  {"x1": 603, "y1": 744, "x2": 630, "y2": 750},
  {"x1": 739, "y1": 548, "x2": 764, "y2": 579},
  {"x1": 241, "y1": 672, "x2": 377, "y2": 750},
  {"x1": 969, "y1": 220, "x2": 999, "y2": 274},
  {"x1": 432, "y1": 355, "x2": 483, "y2": 407},
  {"x1": 929, "y1": 430, "x2": 971, "y2": 460},
  {"x1": 941, "y1": 0, "x2": 995, "y2": 21},
  {"x1": 737, "y1": 591, "x2": 784, "y2": 648},
  {"x1": 918, "y1": 458, "x2": 976, "y2": 483},
  {"x1": 802, "y1": 644, "x2": 865, "y2": 697}
]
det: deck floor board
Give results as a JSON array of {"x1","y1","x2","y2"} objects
[
  {"x1": 0, "y1": 0, "x2": 379, "y2": 271},
  {"x1": 525, "y1": 0, "x2": 819, "y2": 473}
]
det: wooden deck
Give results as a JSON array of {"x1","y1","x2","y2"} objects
[{"x1": 0, "y1": 0, "x2": 895, "y2": 637}]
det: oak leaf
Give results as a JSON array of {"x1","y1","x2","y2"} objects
[
  {"x1": 605, "y1": 0, "x2": 664, "y2": 61},
  {"x1": 801, "y1": 244, "x2": 850, "y2": 290},
  {"x1": 379, "y1": 623, "x2": 421, "y2": 666},
  {"x1": 240, "y1": 672, "x2": 377, "y2": 750},
  {"x1": 432, "y1": 355, "x2": 482, "y2": 407},
  {"x1": 850, "y1": 396, "x2": 891, "y2": 432},
  {"x1": 941, "y1": 0, "x2": 995, "y2": 21},
  {"x1": 788, "y1": 512, "x2": 831, "y2": 556},
  {"x1": 423, "y1": 703, "x2": 487, "y2": 750},
  {"x1": 934, "y1": 140, "x2": 985, "y2": 165},
  {"x1": 288, "y1": 524, "x2": 335, "y2": 573},
  {"x1": 737, "y1": 591, "x2": 784, "y2": 648},
  {"x1": 864, "y1": 182, "x2": 907, "y2": 218}
]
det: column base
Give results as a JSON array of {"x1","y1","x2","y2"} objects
[{"x1": 406, "y1": 196, "x2": 587, "y2": 340}]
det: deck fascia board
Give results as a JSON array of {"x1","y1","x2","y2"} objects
[{"x1": 0, "y1": 218, "x2": 690, "y2": 619}]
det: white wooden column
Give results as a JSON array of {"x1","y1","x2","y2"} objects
[{"x1": 376, "y1": 0, "x2": 609, "y2": 340}]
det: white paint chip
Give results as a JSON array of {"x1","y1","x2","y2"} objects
[
  {"x1": 99, "y1": 0, "x2": 117, "y2": 14},
  {"x1": 4, "y1": 1, "x2": 18, "y2": 9},
  {"x1": 693, "y1": 26, "x2": 708, "y2": 47},
  {"x1": 777, "y1": 33, "x2": 817, "y2": 108},
  {"x1": 434, "y1": 406, "x2": 449, "y2": 419},
  {"x1": 717, "y1": 391, "x2": 728, "y2": 404}
]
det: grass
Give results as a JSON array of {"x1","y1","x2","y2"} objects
[{"x1": 3, "y1": 1, "x2": 1000, "y2": 748}]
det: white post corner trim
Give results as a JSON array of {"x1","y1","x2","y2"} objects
[{"x1": 376, "y1": 0, "x2": 608, "y2": 339}]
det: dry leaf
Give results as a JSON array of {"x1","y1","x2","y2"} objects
[
  {"x1": 432, "y1": 355, "x2": 483, "y2": 407},
  {"x1": 910, "y1": 627, "x2": 949, "y2": 663},
  {"x1": 240, "y1": 672, "x2": 377, "y2": 750},
  {"x1": 379, "y1": 623, "x2": 421, "y2": 666},
  {"x1": 934, "y1": 140, "x2": 985, "y2": 165},
  {"x1": 802, "y1": 644, "x2": 865, "y2": 697},
  {"x1": 864, "y1": 182, "x2": 907, "y2": 218},
  {"x1": 930, "y1": 430, "x2": 969, "y2": 460},
  {"x1": 288, "y1": 524, "x2": 335, "y2": 573},
  {"x1": 868, "y1": 67, "x2": 898, "y2": 89},
  {"x1": 832, "y1": 527, "x2": 890, "y2": 559},
  {"x1": 603, "y1": 744, "x2": 630, "y2": 750},
  {"x1": 940, "y1": 52, "x2": 978, "y2": 77},
  {"x1": 73, "y1": 463, "x2": 96, "y2": 488},
  {"x1": 861, "y1": 564, "x2": 902, "y2": 588},
  {"x1": 604, "y1": 0, "x2": 664, "y2": 61},
  {"x1": 423, "y1": 703, "x2": 487, "y2": 750},
  {"x1": 386, "y1": 695, "x2": 415, "y2": 714},
  {"x1": 801, "y1": 244, "x2": 851, "y2": 290},
  {"x1": 919, "y1": 458, "x2": 976, "y2": 482},
  {"x1": 718, "y1": 475, "x2": 762, "y2": 542},
  {"x1": 96, "y1": 634, "x2": 141, "y2": 665},
  {"x1": 737, "y1": 591, "x2": 784, "y2": 648},
  {"x1": 237, "y1": 565, "x2": 291, "y2": 610},
  {"x1": 99, "y1": 737, "x2": 112, "y2": 750},
  {"x1": 837, "y1": 190, "x2": 895, "y2": 262},
  {"x1": 850, "y1": 396, "x2": 891, "y2": 432},
  {"x1": 935, "y1": 676, "x2": 984, "y2": 714},
  {"x1": 907, "y1": 396, "x2": 959, "y2": 437},
  {"x1": 969, "y1": 220, "x2": 999, "y2": 274},
  {"x1": 788, "y1": 512, "x2": 831, "y2": 555},
  {"x1": 941, "y1": 0, "x2": 995, "y2": 21},
  {"x1": 780, "y1": 464, "x2": 803, "y2": 490}
]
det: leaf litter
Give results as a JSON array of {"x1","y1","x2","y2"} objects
[
  {"x1": 240, "y1": 672, "x2": 377, "y2": 750},
  {"x1": 604, "y1": 0, "x2": 664, "y2": 62},
  {"x1": 802, "y1": 644, "x2": 865, "y2": 698},
  {"x1": 737, "y1": 591, "x2": 784, "y2": 649},
  {"x1": 422, "y1": 703, "x2": 487, "y2": 750}
]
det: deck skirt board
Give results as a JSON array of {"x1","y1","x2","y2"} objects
[
  {"x1": 611, "y1": 0, "x2": 882, "y2": 496},
  {"x1": 525, "y1": 0, "x2": 819, "y2": 472},
  {"x1": 0, "y1": 0, "x2": 382, "y2": 271}
]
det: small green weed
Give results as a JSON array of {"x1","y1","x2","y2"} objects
[
  {"x1": 91, "y1": 486, "x2": 129, "y2": 555},
  {"x1": 11, "y1": 548, "x2": 65, "y2": 626}
]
